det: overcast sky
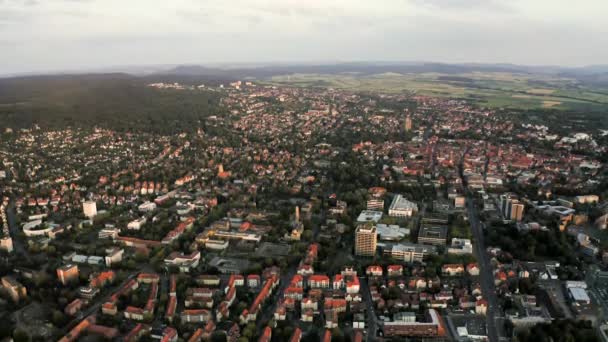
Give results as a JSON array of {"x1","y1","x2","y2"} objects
[{"x1": 1, "y1": 0, "x2": 607, "y2": 74}]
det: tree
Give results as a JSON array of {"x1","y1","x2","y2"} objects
[
  {"x1": 210, "y1": 331, "x2": 227, "y2": 342},
  {"x1": 13, "y1": 329, "x2": 29, "y2": 342},
  {"x1": 242, "y1": 323, "x2": 256, "y2": 339}
]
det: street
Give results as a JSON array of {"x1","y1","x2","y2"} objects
[
  {"x1": 467, "y1": 195, "x2": 500, "y2": 342},
  {"x1": 359, "y1": 277, "x2": 379, "y2": 342},
  {"x1": 6, "y1": 202, "x2": 28, "y2": 257}
]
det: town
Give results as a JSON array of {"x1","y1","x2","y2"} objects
[{"x1": 0, "y1": 79, "x2": 607, "y2": 342}]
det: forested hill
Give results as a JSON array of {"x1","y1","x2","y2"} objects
[{"x1": 0, "y1": 74, "x2": 226, "y2": 133}]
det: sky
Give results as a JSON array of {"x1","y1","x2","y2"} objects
[{"x1": 1, "y1": 0, "x2": 608, "y2": 74}]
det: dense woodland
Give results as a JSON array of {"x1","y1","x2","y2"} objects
[
  {"x1": 0, "y1": 74, "x2": 225, "y2": 134},
  {"x1": 514, "y1": 319, "x2": 598, "y2": 342}
]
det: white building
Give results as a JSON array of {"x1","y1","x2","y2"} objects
[
  {"x1": 105, "y1": 248, "x2": 124, "y2": 266},
  {"x1": 356, "y1": 210, "x2": 383, "y2": 223},
  {"x1": 127, "y1": 217, "x2": 147, "y2": 230},
  {"x1": 388, "y1": 195, "x2": 418, "y2": 217},
  {"x1": 376, "y1": 224, "x2": 410, "y2": 241},
  {"x1": 386, "y1": 243, "x2": 436, "y2": 263},
  {"x1": 83, "y1": 201, "x2": 97, "y2": 219},
  {"x1": 138, "y1": 201, "x2": 157, "y2": 212},
  {"x1": 0, "y1": 237, "x2": 13, "y2": 253},
  {"x1": 448, "y1": 238, "x2": 473, "y2": 255}
]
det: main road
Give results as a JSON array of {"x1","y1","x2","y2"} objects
[
  {"x1": 6, "y1": 202, "x2": 29, "y2": 259},
  {"x1": 459, "y1": 147, "x2": 500, "y2": 342},
  {"x1": 466, "y1": 193, "x2": 500, "y2": 342}
]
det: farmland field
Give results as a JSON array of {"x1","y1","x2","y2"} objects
[{"x1": 267, "y1": 72, "x2": 608, "y2": 110}]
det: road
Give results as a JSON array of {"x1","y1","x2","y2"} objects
[
  {"x1": 466, "y1": 196, "x2": 500, "y2": 342},
  {"x1": 459, "y1": 145, "x2": 500, "y2": 342},
  {"x1": 255, "y1": 264, "x2": 297, "y2": 331},
  {"x1": 256, "y1": 212, "x2": 325, "y2": 331},
  {"x1": 60, "y1": 272, "x2": 138, "y2": 335},
  {"x1": 6, "y1": 202, "x2": 28, "y2": 257},
  {"x1": 359, "y1": 277, "x2": 379, "y2": 342}
]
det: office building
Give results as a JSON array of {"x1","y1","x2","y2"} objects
[
  {"x1": 383, "y1": 309, "x2": 446, "y2": 338},
  {"x1": 388, "y1": 195, "x2": 418, "y2": 217},
  {"x1": 499, "y1": 194, "x2": 524, "y2": 221},
  {"x1": 405, "y1": 115, "x2": 413, "y2": 132},
  {"x1": 57, "y1": 264, "x2": 80, "y2": 285},
  {"x1": 385, "y1": 243, "x2": 436, "y2": 263},
  {"x1": 418, "y1": 224, "x2": 448, "y2": 246},
  {"x1": 366, "y1": 198, "x2": 384, "y2": 210},
  {"x1": 355, "y1": 224, "x2": 377, "y2": 256},
  {"x1": 1, "y1": 276, "x2": 27, "y2": 302}
]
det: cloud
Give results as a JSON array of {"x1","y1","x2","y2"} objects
[
  {"x1": 409, "y1": 0, "x2": 512, "y2": 11},
  {"x1": 0, "y1": 0, "x2": 607, "y2": 74}
]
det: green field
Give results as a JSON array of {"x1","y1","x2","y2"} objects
[{"x1": 268, "y1": 72, "x2": 608, "y2": 110}]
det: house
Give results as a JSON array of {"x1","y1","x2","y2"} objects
[
  {"x1": 137, "y1": 273, "x2": 160, "y2": 284},
  {"x1": 346, "y1": 276, "x2": 360, "y2": 294},
  {"x1": 435, "y1": 291, "x2": 453, "y2": 301},
  {"x1": 90, "y1": 271, "x2": 116, "y2": 288},
  {"x1": 301, "y1": 309, "x2": 314, "y2": 322},
  {"x1": 124, "y1": 306, "x2": 145, "y2": 321},
  {"x1": 409, "y1": 278, "x2": 427, "y2": 289},
  {"x1": 274, "y1": 305, "x2": 287, "y2": 321},
  {"x1": 124, "y1": 324, "x2": 150, "y2": 342},
  {"x1": 227, "y1": 274, "x2": 245, "y2": 289},
  {"x1": 308, "y1": 275, "x2": 330, "y2": 289},
  {"x1": 259, "y1": 327, "x2": 272, "y2": 342},
  {"x1": 459, "y1": 296, "x2": 476, "y2": 309},
  {"x1": 346, "y1": 292, "x2": 363, "y2": 302},
  {"x1": 387, "y1": 265, "x2": 403, "y2": 277},
  {"x1": 290, "y1": 274, "x2": 304, "y2": 288},
  {"x1": 197, "y1": 275, "x2": 221, "y2": 287},
  {"x1": 332, "y1": 274, "x2": 344, "y2": 289},
  {"x1": 366, "y1": 265, "x2": 383, "y2": 277},
  {"x1": 476, "y1": 299, "x2": 488, "y2": 315},
  {"x1": 181, "y1": 309, "x2": 211, "y2": 323},
  {"x1": 165, "y1": 296, "x2": 177, "y2": 322},
  {"x1": 189, "y1": 328, "x2": 204, "y2": 342},
  {"x1": 442, "y1": 264, "x2": 465, "y2": 276},
  {"x1": 297, "y1": 264, "x2": 314, "y2": 276},
  {"x1": 102, "y1": 302, "x2": 117, "y2": 316},
  {"x1": 301, "y1": 297, "x2": 319, "y2": 311},
  {"x1": 284, "y1": 286, "x2": 304, "y2": 300},
  {"x1": 322, "y1": 329, "x2": 332, "y2": 342},
  {"x1": 466, "y1": 263, "x2": 480, "y2": 276},
  {"x1": 65, "y1": 299, "x2": 83, "y2": 316},
  {"x1": 494, "y1": 271, "x2": 507, "y2": 285},
  {"x1": 247, "y1": 274, "x2": 261, "y2": 288},
  {"x1": 289, "y1": 328, "x2": 303, "y2": 342}
]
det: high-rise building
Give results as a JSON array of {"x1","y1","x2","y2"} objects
[
  {"x1": 499, "y1": 194, "x2": 524, "y2": 222},
  {"x1": 355, "y1": 224, "x2": 377, "y2": 256},
  {"x1": 405, "y1": 115, "x2": 413, "y2": 132},
  {"x1": 510, "y1": 201, "x2": 524, "y2": 222},
  {"x1": 0, "y1": 237, "x2": 13, "y2": 253},
  {"x1": 1, "y1": 276, "x2": 27, "y2": 302},
  {"x1": 83, "y1": 200, "x2": 97, "y2": 219},
  {"x1": 57, "y1": 264, "x2": 80, "y2": 285}
]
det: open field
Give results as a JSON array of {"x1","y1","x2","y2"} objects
[{"x1": 267, "y1": 72, "x2": 608, "y2": 110}]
